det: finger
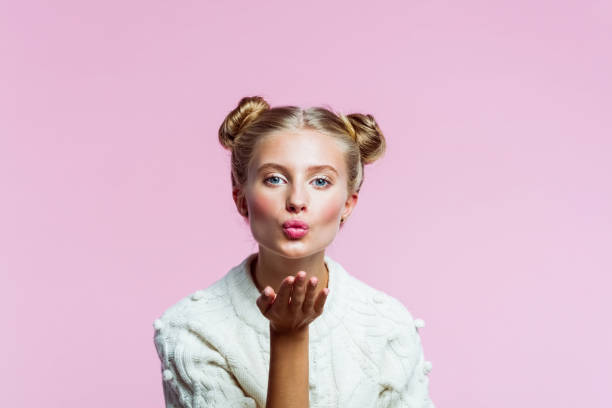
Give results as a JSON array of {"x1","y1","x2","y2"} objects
[
  {"x1": 302, "y1": 276, "x2": 318, "y2": 314},
  {"x1": 275, "y1": 276, "x2": 294, "y2": 307},
  {"x1": 313, "y1": 288, "x2": 329, "y2": 315},
  {"x1": 289, "y1": 271, "x2": 307, "y2": 313},
  {"x1": 256, "y1": 287, "x2": 274, "y2": 316}
]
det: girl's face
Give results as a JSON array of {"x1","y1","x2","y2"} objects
[{"x1": 234, "y1": 128, "x2": 358, "y2": 259}]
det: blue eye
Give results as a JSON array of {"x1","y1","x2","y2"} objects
[
  {"x1": 265, "y1": 176, "x2": 282, "y2": 185},
  {"x1": 314, "y1": 177, "x2": 330, "y2": 187},
  {"x1": 263, "y1": 176, "x2": 332, "y2": 188}
]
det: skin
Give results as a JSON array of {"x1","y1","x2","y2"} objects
[{"x1": 231, "y1": 128, "x2": 359, "y2": 408}]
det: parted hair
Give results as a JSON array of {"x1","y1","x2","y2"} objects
[{"x1": 218, "y1": 95, "x2": 386, "y2": 195}]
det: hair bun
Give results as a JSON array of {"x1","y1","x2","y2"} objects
[
  {"x1": 345, "y1": 113, "x2": 386, "y2": 164},
  {"x1": 218, "y1": 96, "x2": 270, "y2": 150}
]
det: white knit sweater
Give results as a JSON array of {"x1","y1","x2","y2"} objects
[{"x1": 153, "y1": 252, "x2": 435, "y2": 408}]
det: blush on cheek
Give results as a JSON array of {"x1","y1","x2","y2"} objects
[
  {"x1": 322, "y1": 201, "x2": 344, "y2": 224},
  {"x1": 247, "y1": 193, "x2": 280, "y2": 244},
  {"x1": 248, "y1": 192, "x2": 277, "y2": 221}
]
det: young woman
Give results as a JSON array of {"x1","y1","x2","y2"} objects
[{"x1": 153, "y1": 96, "x2": 435, "y2": 408}]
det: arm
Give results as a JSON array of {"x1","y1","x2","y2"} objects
[
  {"x1": 266, "y1": 326, "x2": 309, "y2": 408},
  {"x1": 381, "y1": 302, "x2": 435, "y2": 408},
  {"x1": 402, "y1": 339, "x2": 435, "y2": 408},
  {"x1": 255, "y1": 272, "x2": 329, "y2": 408},
  {"x1": 154, "y1": 322, "x2": 257, "y2": 408},
  {"x1": 390, "y1": 329, "x2": 435, "y2": 408}
]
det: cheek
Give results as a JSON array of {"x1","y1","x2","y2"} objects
[
  {"x1": 248, "y1": 191, "x2": 277, "y2": 218},
  {"x1": 320, "y1": 197, "x2": 344, "y2": 222}
]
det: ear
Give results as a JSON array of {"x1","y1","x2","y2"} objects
[
  {"x1": 340, "y1": 192, "x2": 359, "y2": 221},
  {"x1": 232, "y1": 186, "x2": 249, "y2": 218}
]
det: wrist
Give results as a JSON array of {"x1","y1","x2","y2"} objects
[{"x1": 270, "y1": 324, "x2": 309, "y2": 341}]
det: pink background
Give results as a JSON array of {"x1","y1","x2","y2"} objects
[{"x1": 2, "y1": 0, "x2": 611, "y2": 406}]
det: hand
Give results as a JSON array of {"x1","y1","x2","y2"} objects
[{"x1": 255, "y1": 271, "x2": 329, "y2": 335}]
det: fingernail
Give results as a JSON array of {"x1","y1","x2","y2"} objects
[
  {"x1": 310, "y1": 278, "x2": 318, "y2": 286},
  {"x1": 264, "y1": 288, "x2": 271, "y2": 296},
  {"x1": 324, "y1": 288, "x2": 329, "y2": 295}
]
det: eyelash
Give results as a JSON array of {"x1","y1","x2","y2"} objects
[{"x1": 264, "y1": 175, "x2": 332, "y2": 188}]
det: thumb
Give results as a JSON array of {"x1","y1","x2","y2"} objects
[{"x1": 256, "y1": 287, "x2": 274, "y2": 316}]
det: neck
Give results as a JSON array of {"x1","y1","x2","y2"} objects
[{"x1": 250, "y1": 247, "x2": 329, "y2": 296}]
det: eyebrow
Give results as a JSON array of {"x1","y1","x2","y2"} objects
[{"x1": 256, "y1": 162, "x2": 339, "y2": 176}]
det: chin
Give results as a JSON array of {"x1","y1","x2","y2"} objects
[
  {"x1": 257, "y1": 240, "x2": 313, "y2": 260},
  {"x1": 275, "y1": 244, "x2": 312, "y2": 258},
  {"x1": 280, "y1": 239, "x2": 335, "y2": 259}
]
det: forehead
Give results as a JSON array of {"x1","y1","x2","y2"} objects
[{"x1": 250, "y1": 128, "x2": 347, "y2": 172}]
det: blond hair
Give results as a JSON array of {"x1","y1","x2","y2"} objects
[{"x1": 218, "y1": 95, "x2": 386, "y2": 195}]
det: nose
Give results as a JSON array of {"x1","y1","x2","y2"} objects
[{"x1": 286, "y1": 184, "x2": 308, "y2": 214}]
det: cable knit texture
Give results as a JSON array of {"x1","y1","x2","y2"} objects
[{"x1": 153, "y1": 252, "x2": 435, "y2": 408}]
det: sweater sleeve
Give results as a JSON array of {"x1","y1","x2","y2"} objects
[
  {"x1": 153, "y1": 320, "x2": 257, "y2": 408},
  {"x1": 395, "y1": 329, "x2": 435, "y2": 408},
  {"x1": 377, "y1": 300, "x2": 436, "y2": 408}
]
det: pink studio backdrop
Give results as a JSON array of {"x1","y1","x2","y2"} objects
[{"x1": 2, "y1": 1, "x2": 610, "y2": 407}]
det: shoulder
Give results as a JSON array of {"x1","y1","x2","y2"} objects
[
  {"x1": 156, "y1": 276, "x2": 231, "y2": 325},
  {"x1": 345, "y1": 273, "x2": 418, "y2": 326},
  {"x1": 341, "y1": 275, "x2": 428, "y2": 369},
  {"x1": 342, "y1": 273, "x2": 424, "y2": 344}
]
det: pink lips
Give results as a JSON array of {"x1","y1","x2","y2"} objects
[{"x1": 282, "y1": 220, "x2": 309, "y2": 239}]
